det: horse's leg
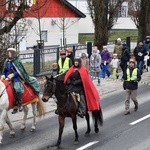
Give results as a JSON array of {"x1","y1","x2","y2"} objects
[
  {"x1": 71, "y1": 115, "x2": 79, "y2": 144},
  {"x1": 0, "y1": 109, "x2": 7, "y2": 144},
  {"x1": 5, "y1": 113, "x2": 15, "y2": 137},
  {"x1": 20, "y1": 105, "x2": 29, "y2": 130},
  {"x1": 85, "y1": 111, "x2": 91, "y2": 136},
  {"x1": 30, "y1": 102, "x2": 36, "y2": 132},
  {"x1": 54, "y1": 115, "x2": 65, "y2": 148}
]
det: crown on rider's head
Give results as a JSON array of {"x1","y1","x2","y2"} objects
[{"x1": 7, "y1": 48, "x2": 16, "y2": 52}]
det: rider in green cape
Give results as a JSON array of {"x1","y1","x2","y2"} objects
[{"x1": 1, "y1": 48, "x2": 40, "y2": 114}]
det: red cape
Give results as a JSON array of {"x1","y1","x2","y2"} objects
[
  {"x1": 2, "y1": 80, "x2": 39, "y2": 108},
  {"x1": 64, "y1": 66, "x2": 100, "y2": 111}
]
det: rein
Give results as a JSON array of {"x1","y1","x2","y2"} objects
[
  {"x1": 0, "y1": 81, "x2": 11, "y2": 98},
  {"x1": 46, "y1": 80, "x2": 56, "y2": 100}
]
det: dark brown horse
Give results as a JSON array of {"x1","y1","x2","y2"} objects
[{"x1": 42, "y1": 73, "x2": 103, "y2": 148}]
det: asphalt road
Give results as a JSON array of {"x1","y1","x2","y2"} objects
[{"x1": 1, "y1": 84, "x2": 150, "y2": 150}]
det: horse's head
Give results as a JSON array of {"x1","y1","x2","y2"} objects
[{"x1": 42, "y1": 75, "x2": 55, "y2": 102}]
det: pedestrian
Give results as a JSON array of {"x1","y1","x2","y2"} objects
[
  {"x1": 133, "y1": 42, "x2": 146, "y2": 74},
  {"x1": 64, "y1": 57, "x2": 100, "y2": 118},
  {"x1": 110, "y1": 53, "x2": 119, "y2": 80},
  {"x1": 100, "y1": 45, "x2": 111, "y2": 79},
  {"x1": 123, "y1": 58, "x2": 141, "y2": 115},
  {"x1": 144, "y1": 36, "x2": 150, "y2": 53},
  {"x1": 80, "y1": 52, "x2": 89, "y2": 72},
  {"x1": 58, "y1": 49, "x2": 72, "y2": 74},
  {"x1": 66, "y1": 48, "x2": 74, "y2": 63},
  {"x1": 144, "y1": 52, "x2": 150, "y2": 72},
  {"x1": 50, "y1": 63, "x2": 58, "y2": 76},
  {"x1": 113, "y1": 38, "x2": 123, "y2": 59},
  {"x1": 1, "y1": 48, "x2": 41, "y2": 114},
  {"x1": 120, "y1": 42, "x2": 130, "y2": 78},
  {"x1": 90, "y1": 46, "x2": 101, "y2": 85}
]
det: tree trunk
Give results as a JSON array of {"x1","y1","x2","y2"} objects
[
  {"x1": 138, "y1": 0, "x2": 150, "y2": 42},
  {"x1": 93, "y1": 0, "x2": 108, "y2": 50}
]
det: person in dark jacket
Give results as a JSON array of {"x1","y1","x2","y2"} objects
[
  {"x1": 64, "y1": 57, "x2": 100, "y2": 118},
  {"x1": 144, "y1": 36, "x2": 150, "y2": 52},
  {"x1": 123, "y1": 58, "x2": 141, "y2": 115},
  {"x1": 134, "y1": 42, "x2": 146, "y2": 74},
  {"x1": 100, "y1": 46, "x2": 111, "y2": 78},
  {"x1": 120, "y1": 42, "x2": 130, "y2": 77}
]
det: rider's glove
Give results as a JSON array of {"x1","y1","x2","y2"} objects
[
  {"x1": 0, "y1": 75, "x2": 5, "y2": 80},
  {"x1": 8, "y1": 73, "x2": 14, "y2": 80}
]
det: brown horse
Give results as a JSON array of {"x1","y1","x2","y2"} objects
[{"x1": 42, "y1": 73, "x2": 103, "y2": 148}]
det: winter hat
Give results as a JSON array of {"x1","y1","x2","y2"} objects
[
  {"x1": 66, "y1": 48, "x2": 73, "y2": 53},
  {"x1": 138, "y1": 42, "x2": 143, "y2": 46},
  {"x1": 52, "y1": 63, "x2": 58, "y2": 68},
  {"x1": 117, "y1": 38, "x2": 121, "y2": 41},
  {"x1": 103, "y1": 45, "x2": 107, "y2": 49}
]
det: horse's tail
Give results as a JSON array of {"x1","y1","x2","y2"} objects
[
  {"x1": 92, "y1": 107, "x2": 103, "y2": 126},
  {"x1": 36, "y1": 97, "x2": 45, "y2": 117}
]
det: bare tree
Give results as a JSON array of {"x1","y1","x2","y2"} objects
[
  {"x1": 128, "y1": 0, "x2": 150, "y2": 42},
  {"x1": 87, "y1": 0, "x2": 124, "y2": 50}
]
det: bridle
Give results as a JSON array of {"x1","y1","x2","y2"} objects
[{"x1": 44, "y1": 79, "x2": 56, "y2": 100}]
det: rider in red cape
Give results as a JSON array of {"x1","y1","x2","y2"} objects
[{"x1": 64, "y1": 57, "x2": 100, "y2": 116}]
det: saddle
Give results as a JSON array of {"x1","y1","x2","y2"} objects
[{"x1": 2, "y1": 80, "x2": 39, "y2": 108}]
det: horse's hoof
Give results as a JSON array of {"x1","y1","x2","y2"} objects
[
  {"x1": 9, "y1": 130, "x2": 15, "y2": 138},
  {"x1": 84, "y1": 132, "x2": 90, "y2": 137},
  {"x1": 50, "y1": 145, "x2": 60, "y2": 150},
  {"x1": 0, "y1": 141, "x2": 2, "y2": 145},
  {"x1": 95, "y1": 128, "x2": 99, "y2": 133},
  {"x1": 20, "y1": 126, "x2": 26, "y2": 131},
  {"x1": 84, "y1": 130, "x2": 91, "y2": 137},
  {"x1": 9, "y1": 133, "x2": 15, "y2": 138},
  {"x1": 30, "y1": 128, "x2": 36, "y2": 132},
  {"x1": 74, "y1": 140, "x2": 79, "y2": 145}
]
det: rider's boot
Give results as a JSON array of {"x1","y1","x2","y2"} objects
[
  {"x1": 11, "y1": 106, "x2": 18, "y2": 114},
  {"x1": 78, "y1": 94, "x2": 86, "y2": 118},
  {"x1": 12, "y1": 93, "x2": 23, "y2": 114}
]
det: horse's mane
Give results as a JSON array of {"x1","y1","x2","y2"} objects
[{"x1": 54, "y1": 72, "x2": 67, "y2": 93}]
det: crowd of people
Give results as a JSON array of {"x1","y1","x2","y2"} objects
[
  {"x1": 49, "y1": 35, "x2": 150, "y2": 116},
  {"x1": 0, "y1": 36, "x2": 149, "y2": 117}
]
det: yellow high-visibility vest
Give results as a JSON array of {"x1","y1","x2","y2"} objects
[
  {"x1": 126, "y1": 68, "x2": 137, "y2": 81},
  {"x1": 58, "y1": 57, "x2": 70, "y2": 73}
]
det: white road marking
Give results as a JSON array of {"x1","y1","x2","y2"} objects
[
  {"x1": 130, "y1": 114, "x2": 150, "y2": 125},
  {"x1": 76, "y1": 141, "x2": 99, "y2": 150}
]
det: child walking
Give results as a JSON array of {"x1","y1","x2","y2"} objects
[
  {"x1": 110, "y1": 53, "x2": 119, "y2": 79},
  {"x1": 90, "y1": 46, "x2": 101, "y2": 86},
  {"x1": 50, "y1": 63, "x2": 58, "y2": 76}
]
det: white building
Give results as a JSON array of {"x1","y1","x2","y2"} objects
[
  {"x1": 15, "y1": 0, "x2": 86, "y2": 50},
  {"x1": 68, "y1": 0, "x2": 137, "y2": 34}
]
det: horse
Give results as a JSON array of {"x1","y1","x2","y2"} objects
[
  {"x1": 42, "y1": 73, "x2": 103, "y2": 149},
  {"x1": 0, "y1": 80, "x2": 45, "y2": 145}
]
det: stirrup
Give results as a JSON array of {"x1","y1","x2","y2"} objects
[{"x1": 11, "y1": 108, "x2": 18, "y2": 114}]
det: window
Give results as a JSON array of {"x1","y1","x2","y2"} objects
[{"x1": 41, "y1": 30, "x2": 47, "y2": 42}]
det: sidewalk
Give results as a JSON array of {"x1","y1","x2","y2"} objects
[{"x1": 8, "y1": 71, "x2": 150, "y2": 123}]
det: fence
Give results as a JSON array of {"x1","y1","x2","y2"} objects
[
  {"x1": 20, "y1": 44, "x2": 87, "y2": 76},
  {"x1": 20, "y1": 36, "x2": 137, "y2": 76}
]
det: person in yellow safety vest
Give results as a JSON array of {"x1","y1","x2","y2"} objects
[
  {"x1": 58, "y1": 49, "x2": 72, "y2": 74},
  {"x1": 122, "y1": 57, "x2": 141, "y2": 115}
]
